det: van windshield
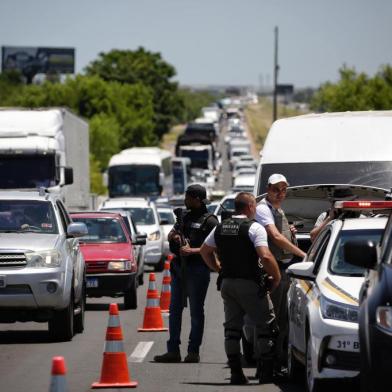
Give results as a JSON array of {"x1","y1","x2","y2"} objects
[{"x1": 256, "y1": 161, "x2": 392, "y2": 195}]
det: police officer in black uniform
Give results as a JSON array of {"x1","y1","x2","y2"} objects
[
  {"x1": 201, "y1": 192, "x2": 281, "y2": 384},
  {"x1": 154, "y1": 184, "x2": 218, "y2": 363}
]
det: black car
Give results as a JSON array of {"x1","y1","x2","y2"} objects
[{"x1": 344, "y1": 202, "x2": 392, "y2": 392}]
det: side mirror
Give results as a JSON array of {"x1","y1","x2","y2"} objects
[
  {"x1": 67, "y1": 222, "x2": 88, "y2": 238},
  {"x1": 134, "y1": 233, "x2": 147, "y2": 246},
  {"x1": 64, "y1": 167, "x2": 74, "y2": 185},
  {"x1": 344, "y1": 240, "x2": 378, "y2": 270},
  {"x1": 286, "y1": 261, "x2": 315, "y2": 281}
]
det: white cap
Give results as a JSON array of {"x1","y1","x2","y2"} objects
[{"x1": 268, "y1": 173, "x2": 289, "y2": 186}]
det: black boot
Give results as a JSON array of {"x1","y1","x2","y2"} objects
[
  {"x1": 257, "y1": 359, "x2": 274, "y2": 384},
  {"x1": 228, "y1": 355, "x2": 249, "y2": 385}
]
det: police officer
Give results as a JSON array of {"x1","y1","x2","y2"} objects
[
  {"x1": 256, "y1": 174, "x2": 306, "y2": 373},
  {"x1": 200, "y1": 192, "x2": 281, "y2": 384},
  {"x1": 154, "y1": 184, "x2": 218, "y2": 364}
]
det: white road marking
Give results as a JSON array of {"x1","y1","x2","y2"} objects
[{"x1": 128, "y1": 341, "x2": 154, "y2": 363}]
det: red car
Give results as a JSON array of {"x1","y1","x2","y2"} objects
[{"x1": 70, "y1": 212, "x2": 138, "y2": 309}]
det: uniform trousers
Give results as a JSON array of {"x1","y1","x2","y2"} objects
[{"x1": 221, "y1": 278, "x2": 275, "y2": 360}]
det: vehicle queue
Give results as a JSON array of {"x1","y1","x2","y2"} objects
[{"x1": 0, "y1": 97, "x2": 391, "y2": 391}]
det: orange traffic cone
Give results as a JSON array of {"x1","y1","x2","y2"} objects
[
  {"x1": 166, "y1": 254, "x2": 174, "y2": 263},
  {"x1": 138, "y1": 273, "x2": 168, "y2": 332},
  {"x1": 92, "y1": 303, "x2": 137, "y2": 389},
  {"x1": 160, "y1": 261, "x2": 171, "y2": 313},
  {"x1": 49, "y1": 356, "x2": 67, "y2": 392}
]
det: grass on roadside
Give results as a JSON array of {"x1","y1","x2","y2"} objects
[{"x1": 160, "y1": 124, "x2": 185, "y2": 153}]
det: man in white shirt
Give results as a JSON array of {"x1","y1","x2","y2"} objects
[
  {"x1": 256, "y1": 174, "x2": 305, "y2": 373},
  {"x1": 201, "y1": 192, "x2": 281, "y2": 384}
]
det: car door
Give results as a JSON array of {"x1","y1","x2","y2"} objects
[
  {"x1": 56, "y1": 201, "x2": 84, "y2": 301},
  {"x1": 293, "y1": 229, "x2": 331, "y2": 354}
]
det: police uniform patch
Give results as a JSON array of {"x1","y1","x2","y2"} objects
[{"x1": 221, "y1": 221, "x2": 240, "y2": 235}]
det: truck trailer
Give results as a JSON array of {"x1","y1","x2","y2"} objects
[{"x1": 0, "y1": 108, "x2": 90, "y2": 210}]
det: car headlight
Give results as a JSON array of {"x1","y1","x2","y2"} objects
[
  {"x1": 376, "y1": 306, "x2": 392, "y2": 332},
  {"x1": 25, "y1": 250, "x2": 61, "y2": 268},
  {"x1": 320, "y1": 295, "x2": 359, "y2": 323},
  {"x1": 148, "y1": 231, "x2": 161, "y2": 241},
  {"x1": 107, "y1": 261, "x2": 132, "y2": 271}
]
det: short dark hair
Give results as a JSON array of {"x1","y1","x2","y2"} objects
[{"x1": 234, "y1": 192, "x2": 255, "y2": 213}]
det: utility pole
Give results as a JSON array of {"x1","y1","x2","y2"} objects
[{"x1": 273, "y1": 26, "x2": 279, "y2": 122}]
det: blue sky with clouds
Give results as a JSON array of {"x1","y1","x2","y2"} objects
[{"x1": 1, "y1": 0, "x2": 391, "y2": 88}]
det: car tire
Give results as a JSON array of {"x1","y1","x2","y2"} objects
[
  {"x1": 305, "y1": 331, "x2": 323, "y2": 392},
  {"x1": 74, "y1": 281, "x2": 86, "y2": 334},
  {"x1": 287, "y1": 343, "x2": 302, "y2": 381},
  {"x1": 124, "y1": 276, "x2": 138, "y2": 310},
  {"x1": 49, "y1": 293, "x2": 74, "y2": 342}
]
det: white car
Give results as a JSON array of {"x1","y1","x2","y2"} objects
[
  {"x1": 99, "y1": 198, "x2": 165, "y2": 271},
  {"x1": 286, "y1": 202, "x2": 388, "y2": 391},
  {"x1": 213, "y1": 193, "x2": 236, "y2": 222},
  {"x1": 157, "y1": 207, "x2": 175, "y2": 258}
]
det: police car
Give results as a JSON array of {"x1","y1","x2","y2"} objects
[{"x1": 286, "y1": 201, "x2": 388, "y2": 391}]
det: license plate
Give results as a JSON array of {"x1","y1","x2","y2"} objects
[
  {"x1": 0, "y1": 275, "x2": 6, "y2": 288},
  {"x1": 86, "y1": 278, "x2": 99, "y2": 288},
  {"x1": 329, "y1": 335, "x2": 360, "y2": 352}
]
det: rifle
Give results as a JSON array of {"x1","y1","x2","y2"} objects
[{"x1": 173, "y1": 208, "x2": 188, "y2": 308}]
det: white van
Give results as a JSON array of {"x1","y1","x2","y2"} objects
[{"x1": 254, "y1": 111, "x2": 392, "y2": 195}]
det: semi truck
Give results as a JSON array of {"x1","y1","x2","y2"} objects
[{"x1": 0, "y1": 108, "x2": 90, "y2": 210}]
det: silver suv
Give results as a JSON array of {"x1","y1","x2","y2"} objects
[{"x1": 0, "y1": 190, "x2": 87, "y2": 341}]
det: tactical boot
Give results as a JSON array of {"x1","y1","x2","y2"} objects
[
  {"x1": 228, "y1": 355, "x2": 249, "y2": 385},
  {"x1": 184, "y1": 352, "x2": 200, "y2": 363},
  {"x1": 153, "y1": 352, "x2": 181, "y2": 363},
  {"x1": 257, "y1": 359, "x2": 274, "y2": 384}
]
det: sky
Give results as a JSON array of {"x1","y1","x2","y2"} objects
[{"x1": 0, "y1": 0, "x2": 391, "y2": 88}]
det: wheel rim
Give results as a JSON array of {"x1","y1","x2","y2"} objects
[{"x1": 306, "y1": 338, "x2": 314, "y2": 391}]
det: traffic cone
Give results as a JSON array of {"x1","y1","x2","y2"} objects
[
  {"x1": 166, "y1": 254, "x2": 174, "y2": 263},
  {"x1": 138, "y1": 273, "x2": 168, "y2": 332},
  {"x1": 160, "y1": 261, "x2": 171, "y2": 313},
  {"x1": 49, "y1": 356, "x2": 67, "y2": 392},
  {"x1": 92, "y1": 303, "x2": 137, "y2": 389}
]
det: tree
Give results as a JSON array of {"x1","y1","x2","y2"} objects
[
  {"x1": 311, "y1": 65, "x2": 392, "y2": 112},
  {"x1": 85, "y1": 47, "x2": 183, "y2": 138}
]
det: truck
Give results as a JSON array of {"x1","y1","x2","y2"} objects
[{"x1": 0, "y1": 108, "x2": 90, "y2": 210}]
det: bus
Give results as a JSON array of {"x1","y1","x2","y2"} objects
[
  {"x1": 172, "y1": 157, "x2": 191, "y2": 195},
  {"x1": 107, "y1": 147, "x2": 172, "y2": 199}
]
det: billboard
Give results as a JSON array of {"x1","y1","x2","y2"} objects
[
  {"x1": 276, "y1": 84, "x2": 294, "y2": 95},
  {"x1": 1, "y1": 46, "x2": 75, "y2": 75}
]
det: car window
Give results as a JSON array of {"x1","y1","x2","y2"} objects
[
  {"x1": 329, "y1": 229, "x2": 383, "y2": 276},
  {"x1": 0, "y1": 200, "x2": 58, "y2": 234},
  {"x1": 101, "y1": 207, "x2": 156, "y2": 225},
  {"x1": 312, "y1": 231, "x2": 331, "y2": 275},
  {"x1": 217, "y1": 197, "x2": 235, "y2": 215},
  {"x1": 158, "y1": 211, "x2": 175, "y2": 224},
  {"x1": 307, "y1": 228, "x2": 330, "y2": 262},
  {"x1": 72, "y1": 217, "x2": 127, "y2": 243}
]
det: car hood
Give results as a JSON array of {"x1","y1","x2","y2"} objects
[
  {"x1": 0, "y1": 233, "x2": 59, "y2": 252},
  {"x1": 319, "y1": 275, "x2": 364, "y2": 306},
  {"x1": 257, "y1": 184, "x2": 388, "y2": 233},
  {"x1": 160, "y1": 224, "x2": 172, "y2": 240},
  {"x1": 79, "y1": 242, "x2": 132, "y2": 261},
  {"x1": 136, "y1": 224, "x2": 159, "y2": 235}
]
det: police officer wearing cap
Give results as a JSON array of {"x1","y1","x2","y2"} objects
[
  {"x1": 256, "y1": 174, "x2": 306, "y2": 373},
  {"x1": 201, "y1": 192, "x2": 281, "y2": 384},
  {"x1": 154, "y1": 184, "x2": 218, "y2": 364}
]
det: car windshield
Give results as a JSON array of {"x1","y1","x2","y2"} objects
[
  {"x1": 104, "y1": 207, "x2": 156, "y2": 225},
  {"x1": 158, "y1": 211, "x2": 175, "y2": 224},
  {"x1": 329, "y1": 229, "x2": 383, "y2": 276},
  {"x1": 217, "y1": 197, "x2": 235, "y2": 215},
  {"x1": 72, "y1": 217, "x2": 127, "y2": 243},
  {"x1": 0, "y1": 200, "x2": 58, "y2": 234}
]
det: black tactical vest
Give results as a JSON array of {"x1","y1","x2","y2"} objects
[{"x1": 214, "y1": 217, "x2": 261, "y2": 281}]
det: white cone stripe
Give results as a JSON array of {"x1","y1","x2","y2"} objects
[
  {"x1": 49, "y1": 375, "x2": 67, "y2": 392},
  {"x1": 146, "y1": 298, "x2": 160, "y2": 307},
  {"x1": 161, "y1": 284, "x2": 171, "y2": 292},
  {"x1": 128, "y1": 341, "x2": 154, "y2": 363},
  {"x1": 108, "y1": 315, "x2": 120, "y2": 327},
  {"x1": 163, "y1": 269, "x2": 170, "y2": 277},
  {"x1": 148, "y1": 281, "x2": 157, "y2": 290},
  {"x1": 104, "y1": 340, "x2": 125, "y2": 353}
]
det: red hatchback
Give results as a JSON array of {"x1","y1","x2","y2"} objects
[{"x1": 70, "y1": 212, "x2": 138, "y2": 309}]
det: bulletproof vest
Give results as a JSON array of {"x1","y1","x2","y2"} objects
[
  {"x1": 214, "y1": 217, "x2": 261, "y2": 281},
  {"x1": 182, "y1": 211, "x2": 214, "y2": 263},
  {"x1": 260, "y1": 198, "x2": 293, "y2": 262}
]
